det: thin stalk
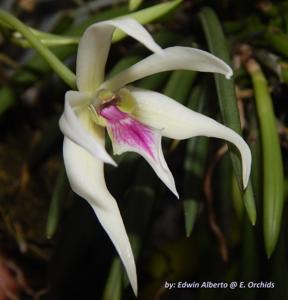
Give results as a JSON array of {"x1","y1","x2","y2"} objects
[
  {"x1": 0, "y1": 9, "x2": 76, "y2": 88},
  {"x1": 12, "y1": 30, "x2": 80, "y2": 48}
]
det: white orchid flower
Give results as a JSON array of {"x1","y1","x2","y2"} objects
[{"x1": 59, "y1": 18, "x2": 251, "y2": 295}]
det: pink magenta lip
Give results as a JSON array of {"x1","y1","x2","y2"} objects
[{"x1": 99, "y1": 103, "x2": 156, "y2": 160}]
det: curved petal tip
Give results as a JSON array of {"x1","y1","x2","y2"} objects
[
  {"x1": 242, "y1": 143, "x2": 252, "y2": 189},
  {"x1": 225, "y1": 66, "x2": 233, "y2": 79},
  {"x1": 129, "y1": 87, "x2": 250, "y2": 190}
]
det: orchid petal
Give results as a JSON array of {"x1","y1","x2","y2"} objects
[
  {"x1": 100, "y1": 104, "x2": 178, "y2": 197},
  {"x1": 130, "y1": 87, "x2": 251, "y2": 188},
  {"x1": 63, "y1": 110, "x2": 137, "y2": 295},
  {"x1": 101, "y1": 46, "x2": 233, "y2": 91},
  {"x1": 76, "y1": 18, "x2": 162, "y2": 92},
  {"x1": 59, "y1": 91, "x2": 116, "y2": 166}
]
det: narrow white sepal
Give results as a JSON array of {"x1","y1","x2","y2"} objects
[
  {"x1": 130, "y1": 87, "x2": 251, "y2": 188},
  {"x1": 76, "y1": 18, "x2": 162, "y2": 92},
  {"x1": 62, "y1": 111, "x2": 137, "y2": 295},
  {"x1": 101, "y1": 46, "x2": 233, "y2": 91},
  {"x1": 59, "y1": 91, "x2": 116, "y2": 166}
]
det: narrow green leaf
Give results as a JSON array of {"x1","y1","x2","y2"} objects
[
  {"x1": 138, "y1": 72, "x2": 169, "y2": 90},
  {"x1": 267, "y1": 232, "x2": 288, "y2": 299},
  {"x1": 249, "y1": 114, "x2": 262, "y2": 205},
  {"x1": 107, "y1": 56, "x2": 142, "y2": 79},
  {"x1": 120, "y1": 181, "x2": 156, "y2": 289},
  {"x1": 232, "y1": 174, "x2": 243, "y2": 220},
  {"x1": 163, "y1": 70, "x2": 197, "y2": 104},
  {"x1": 0, "y1": 86, "x2": 15, "y2": 115},
  {"x1": 182, "y1": 82, "x2": 209, "y2": 236},
  {"x1": 183, "y1": 199, "x2": 198, "y2": 237},
  {"x1": 240, "y1": 215, "x2": 258, "y2": 300},
  {"x1": 12, "y1": 30, "x2": 80, "y2": 48},
  {"x1": 232, "y1": 106, "x2": 261, "y2": 222},
  {"x1": 198, "y1": 7, "x2": 257, "y2": 225},
  {"x1": 46, "y1": 165, "x2": 68, "y2": 238},
  {"x1": 242, "y1": 182, "x2": 256, "y2": 225},
  {"x1": 129, "y1": 0, "x2": 143, "y2": 11},
  {"x1": 264, "y1": 31, "x2": 288, "y2": 59},
  {"x1": 247, "y1": 59, "x2": 284, "y2": 257},
  {"x1": 102, "y1": 258, "x2": 122, "y2": 300}
]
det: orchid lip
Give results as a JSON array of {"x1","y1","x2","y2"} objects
[
  {"x1": 100, "y1": 103, "x2": 157, "y2": 161},
  {"x1": 97, "y1": 101, "x2": 178, "y2": 199}
]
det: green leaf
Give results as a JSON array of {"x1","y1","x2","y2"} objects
[
  {"x1": 183, "y1": 199, "x2": 198, "y2": 237},
  {"x1": 182, "y1": 83, "x2": 209, "y2": 236},
  {"x1": 12, "y1": 30, "x2": 80, "y2": 48},
  {"x1": 102, "y1": 258, "x2": 123, "y2": 300},
  {"x1": 247, "y1": 60, "x2": 284, "y2": 257},
  {"x1": 163, "y1": 70, "x2": 197, "y2": 104},
  {"x1": 0, "y1": 86, "x2": 15, "y2": 115},
  {"x1": 46, "y1": 165, "x2": 68, "y2": 238},
  {"x1": 129, "y1": 0, "x2": 143, "y2": 11},
  {"x1": 107, "y1": 56, "x2": 142, "y2": 79},
  {"x1": 240, "y1": 215, "x2": 258, "y2": 300},
  {"x1": 138, "y1": 72, "x2": 169, "y2": 90},
  {"x1": 264, "y1": 31, "x2": 288, "y2": 59},
  {"x1": 198, "y1": 7, "x2": 257, "y2": 225}
]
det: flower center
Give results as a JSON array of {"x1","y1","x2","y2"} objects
[
  {"x1": 89, "y1": 88, "x2": 136, "y2": 127},
  {"x1": 97, "y1": 89, "x2": 116, "y2": 104}
]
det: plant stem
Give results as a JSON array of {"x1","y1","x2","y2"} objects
[{"x1": 0, "y1": 9, "x2": 76, "y2": 88}]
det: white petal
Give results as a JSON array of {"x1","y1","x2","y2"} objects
[
  {"x1": 76, "y1": 18, "x2": 162, "y2": 92},
  {"x1": 59, "y1": 91, "x2": 116, "y2": 166},
  {"x1": 63, "y1": 110, "x2": 137, "y2": 295},
  {"x1": 101, "y1": 46, "x2": 233, "y2": 91},
  {"x1": 130, "y1": 87, "x2": 251, "y2": 188}
]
